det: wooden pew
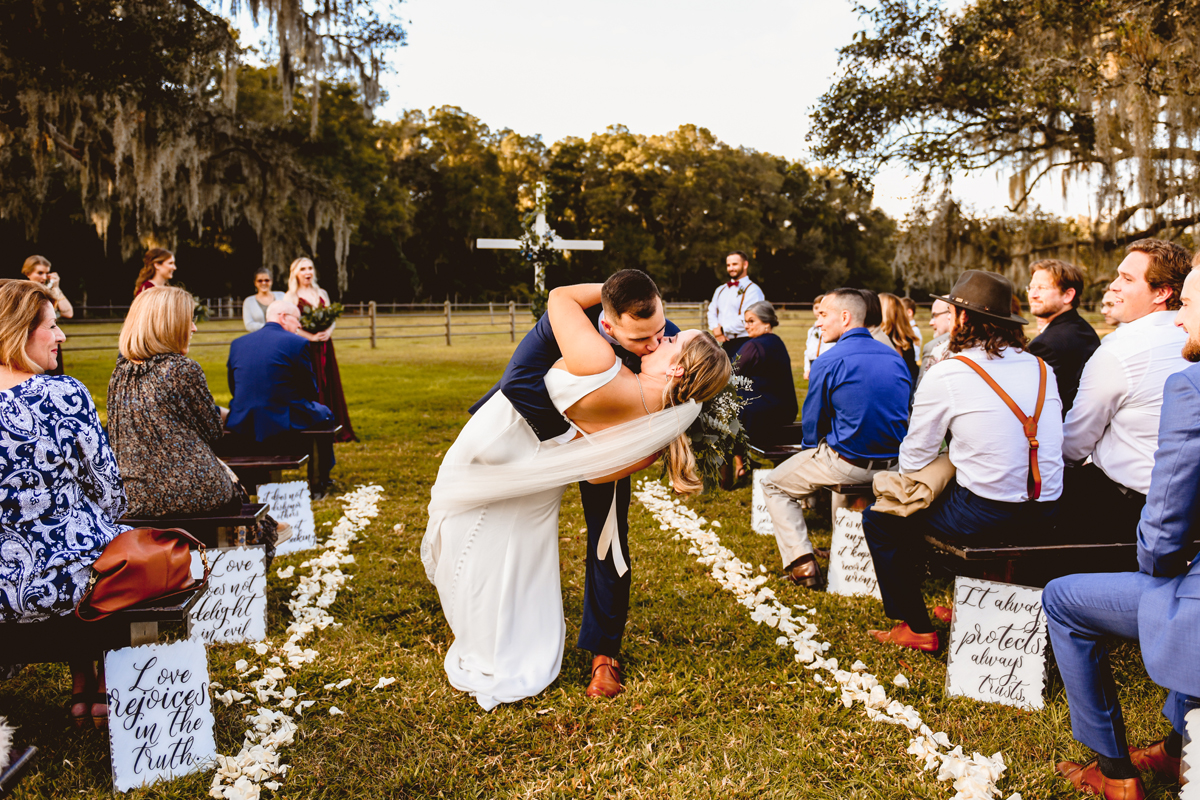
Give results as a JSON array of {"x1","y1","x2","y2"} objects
[
  {"x1": 0, "y1": 584, "x2": 207, "y2": 664},
  {"x1": 224, "y1": 453, "x2": 309, "y2": 497},
  {"x1": 118, "y1": 503, "x2": 268, "y2": 549},
  {"x1": 746, "y1": 422, "x2": 805, "y2": 467}
]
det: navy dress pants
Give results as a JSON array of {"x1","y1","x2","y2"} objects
[
  {"x1": 861, "y1": 481, "x2": 1057, "y2": 630},
  {"x1": 577, "y1": 477, "x2": 632, "y2": 658},
  {"x1": 1043, "y1": 571, "x2": 1200, "y2": 757}
]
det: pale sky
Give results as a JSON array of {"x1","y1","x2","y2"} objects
[{"x1": 375, "y1": 0, "x2": 1090, "y2": 221}]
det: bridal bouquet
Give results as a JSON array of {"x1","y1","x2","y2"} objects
[
  {"x1": 301, "y1": 302, "x2": 343, "y2": 333},
  {"x1": 686, "y1": 374, "x2": 752, "y2": 490}
]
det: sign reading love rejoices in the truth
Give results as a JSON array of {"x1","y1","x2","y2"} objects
[
  {"x1": 257, "y1": 480, "x2": 317, "y2": 555},
  {"x1": 106, "y1": 639, "x2": 217, "y2": 792},
  {"x1": 188, "y1": 546, "x2": 267, "y2": 645},
  {"x1": 825, "y1": 509, "x2": 881, "y2": 599},
  {"x1": 945, "y1": 576, "x2": 1048, "y2": 711}
]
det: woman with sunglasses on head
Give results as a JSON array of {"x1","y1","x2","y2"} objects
[{"x1": 242, "y1": 267, "x2": 284, "y2": 332}]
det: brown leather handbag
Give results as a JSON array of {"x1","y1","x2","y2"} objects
[{"x1": 75, "y1": 527, "x2": 210, "y2": 621}]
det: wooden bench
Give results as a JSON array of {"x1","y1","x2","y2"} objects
[
  {"x1": 225, "y1": 453, "x2": 310, "y2": 497},
  {"x1": 118, "y1": 503, "x2": 269, "y2": 549},
  {"x1": 0, "y1": 584, "x2": 207, "y2": 665},
  {"x1": 922, "y1": 534, "x2": 1158, "y2": 587},
  {"x1": 746, "y1": 423, "x2": 805, "y2": 467}
]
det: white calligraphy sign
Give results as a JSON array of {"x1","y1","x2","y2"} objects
[
  {"x1": 826, "y1": 508, "x2": 881, "y2": 599},
  {"x1": 257, "y1": 480, "x2": 316, "y2": 555},
  {"x1": 106, "y1": 639, "x2": 217, "y2": 792},
  {"x1": 1181, "y1": 707, "x2": 1200, "y2": 792},
  {"x1": 752, "y1": 470, "x2": 774, "y2": 536},
  {"x1": 188, "y1": 547, "x2": 267, "y2": 645},
  {"x1": 946, "y1": 576, "x2": 1048, "y2": 710}
]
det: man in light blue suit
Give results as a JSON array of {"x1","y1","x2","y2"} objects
[{"x1": 1045, "y1": 265, "x2": 1200, "y2": 800}]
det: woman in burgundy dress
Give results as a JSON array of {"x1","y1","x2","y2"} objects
[
  {"x1": 284, "y1": 257, "x2": 356, "y2": 442},
  {"x1": 132, "y1": 248, "x2": 176, "y2": 297}
]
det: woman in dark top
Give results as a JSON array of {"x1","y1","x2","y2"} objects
[
  {"x1": 107, "y1": 287, "x2": 278, "y2": 560},
  {"x1": 132, "y1": 247, "x2": 176, "y2": 297},
  {"x1": 733, "y1": 301, "x2": 799, "y2": 478}
]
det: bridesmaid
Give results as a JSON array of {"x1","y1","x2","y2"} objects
[
  {"x1": 284, "y1": 257, "x2": 356, "y2": 442},
  {"x1": 133, "y1": 248, "x2": 176, "y2": 297}
]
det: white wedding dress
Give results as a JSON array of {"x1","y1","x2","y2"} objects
[{"x1": 422, "y1": 359, "x2": 699, "y2": 710}]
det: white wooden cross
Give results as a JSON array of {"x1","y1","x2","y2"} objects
[{"x1": 477, "y1": 183, "x2": 603, "y2": 292}]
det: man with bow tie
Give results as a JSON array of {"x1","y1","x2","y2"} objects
[{"x1": 708, "y1": 250, "x2": 765, "y2": 359}]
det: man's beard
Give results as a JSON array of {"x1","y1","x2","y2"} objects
[
  {"x1": 1183, "y1": 336, "x2": 1200, "y2": 363},
  {"x1": 1031, "y1": 300, "x2": 1063, "y2": 320}
]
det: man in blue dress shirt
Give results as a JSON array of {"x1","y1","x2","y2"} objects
[
  {"x1": 760, "y1": 288, "x2": 911, "y2": 589},
  {"x1": 1046, "y1": 265, "x2": 1200, "y2": 800}
]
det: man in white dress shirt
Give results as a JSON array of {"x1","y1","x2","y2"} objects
[
  {"x1": 1057, "y1": 239, "x2": 1191, "y2": 545},
  {"x1": 708, "y1": 250, "x2": 765, "y2": 360}
]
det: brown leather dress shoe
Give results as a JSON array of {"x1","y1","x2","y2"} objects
[
  {"x1": 586, "y1": 655, "x2": 623, "y2": 698},
  {"x1": 869, "y1": 622, "x2": 939, "y2": 653},
  {"x1": 784, "y1": 554, "x2": 824, "y2": 589},
  {"x1": 1057, "y1": 759, "x2": 1145, "y2": 800},
  {"x1": 1128, "y1": 738, "x2": 1181, "y2": 783}
]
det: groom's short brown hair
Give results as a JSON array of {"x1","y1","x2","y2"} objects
[{"x1": 602, "y1": 269, "x2": 662, "y2": 320}]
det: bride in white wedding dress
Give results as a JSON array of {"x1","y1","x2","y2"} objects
[{"x1": 422, "y1": 284, "x2": 731, "y2": 710}]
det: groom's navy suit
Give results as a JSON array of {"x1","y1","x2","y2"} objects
[{"x1": 470, "y1": 304, "x2": 679, "y2": 658}]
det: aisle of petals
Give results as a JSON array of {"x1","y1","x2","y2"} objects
[
  {"x1": 208, "y1": 484, "x2": 389, "y2": 800},
  {"x1": 634, "y1": 479, "x2": 1021, "y2": 800}
]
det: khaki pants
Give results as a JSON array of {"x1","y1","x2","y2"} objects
[{"x1": 762, "y1": 442, "x2": 887, "y2": 567}]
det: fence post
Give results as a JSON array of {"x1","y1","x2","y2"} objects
[
  {"x1": 509, "y1": 301, "x2": 516, "y2": 342},
  {"x1": 700, "y1": 301, "x2": 708, "y2": 332},
  {"x1": 445, "y1": 300, "x2": 452, "y2": 346},
  {"x1": 489, "y1": 301, "x2": 494, "y2": 324},
  {"x1": 369, "y1": 301, "x2": 377, "y2": 349}
]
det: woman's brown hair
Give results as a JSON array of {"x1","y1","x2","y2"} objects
[
  {"x1": 133, "y1": 248, "x2": 174, "y2": 297},
  {"x1": 0, "y1": 281, "x2": 55, "y2": 373},
  {"x1": 948, "y1": 308, "x2": 1029, "y2": 358},
  {"x1": 21, "y1": 255, "x2": 50, "y2": 277},
  {"x1": 879, "y1": 293, "x2": 918, "y2": 353},
  {"x1": 661, "y1": 332, "x2": 732, "y2": 495}
]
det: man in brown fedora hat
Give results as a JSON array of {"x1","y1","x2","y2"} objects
[{"x1": 861, "y1": 270, "x2": 1065, "y2": 652}]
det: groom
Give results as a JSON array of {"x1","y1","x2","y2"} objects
[{"x1": 470, "y1": 269, "x2": 677, "y2": 698}]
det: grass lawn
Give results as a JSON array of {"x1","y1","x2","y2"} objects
[{"x1": 1, "y1": 311, "x2": 1170, "y2": 799}]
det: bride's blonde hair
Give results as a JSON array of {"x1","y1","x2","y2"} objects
[{"x1": 661, "y1": 332, "x2": 731, "y2": 495}]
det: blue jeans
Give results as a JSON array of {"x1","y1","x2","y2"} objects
[
  {"x1": 861, "y1": 481, "x2": 1057, "y2": 631},
  {"x1": 1043, "y1": 571, "x2": 1200, "y2": 756}
]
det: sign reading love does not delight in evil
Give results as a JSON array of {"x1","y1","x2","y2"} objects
[
  {"x1": 825, "y1": 508, "x2": 881, "y2": 599},
  {"x1": 188, "y1": 546, "x2": 267, "y2": 645},
  {"x1": 106, "y1": 639, "x2": 217, "y2": 792},
  {"x1": 945, "y1": 576, "x2": 1048, "y2": 710},
  {"x1": 257, "y1": 479, "x2": 316, "y2": 555},
  {"x1": 751, "y1": 470, "x2": 774, "y2": 537}
]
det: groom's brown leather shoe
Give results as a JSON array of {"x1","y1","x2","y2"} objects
[
  {"x1": 586, "y1": 655, "x2": 623, "y2": 698},
  {"x1": 1128, "y1": 738, "x2": 1182, "y2": 783},
  {"x1": 869, "y1": 623, "x2": 939, "y2": 653},
  {"x1": 1057, "y1": 759, "x2": 1145, "y2": 800},
  {"x1": 784, "y1": 554, "x2": 824, "y2": 589}
]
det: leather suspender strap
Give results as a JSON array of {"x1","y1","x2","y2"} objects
[{"x1": 950, "y1": 355, "x2": 1048, "y2": 500}]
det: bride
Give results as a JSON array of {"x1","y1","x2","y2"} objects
[{"x1": 423, "y1": 283, "x2": 731, "y2": 710}]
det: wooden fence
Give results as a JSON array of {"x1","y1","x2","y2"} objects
[{"x1": 59, "y1": 300, "x2": 715, "y2": 353}]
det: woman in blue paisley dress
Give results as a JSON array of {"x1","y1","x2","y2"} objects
[{"x1": 0, "y1": 281, "x2": 127, "y2": 728}]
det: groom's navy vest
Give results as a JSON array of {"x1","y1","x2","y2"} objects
[{"x1": 470, "y1": 304, "x2": 678, "y2": 442}]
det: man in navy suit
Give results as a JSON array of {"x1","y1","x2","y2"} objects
[
  {"x1": 1046, "y1": 265, "x2": 1200, "y2": 800},
  {"x1": 225, "y1": 300, "x2": 335, "y2": 489},
  {"x1": 470, "y1": 270, "x2": 677, "y2": 698}
]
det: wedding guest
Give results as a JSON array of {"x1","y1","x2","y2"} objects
[
  {"x1": 0, "y1": 280, "x2": 126, "y2": 729},
  {"x1": 107, "y1": 286, "x2": 279, "y2": 559},
  {"x1": 880, "y1": 293, "x2": 920, "y2": 383},
  {"x1": 1100, "y1": 290, "x2": 1121, "y2": 328},
  {"x1": 900, "y1": 296, "x2": 922, "y2": 354},
  {"x1": 284, "y1": 257, "x2": 356, "y2": 442},
  {"x1": 803, "y1": 294, "x2": 835, "y2": 380},
  {"x1": 1058, "y1": 239, "x2": 1190, "y2": 544},
  {"x1": 863, "y1": 271, "x2": 1063, "y2": 652},
  {"x1": 859, "y1": 289, "x2": 894, "y2": 348},
  {"x1": 917, "y1": 299, "x2": 954, "y2": 384},
  {"x1": 731, "y1": 301, "x2": 799, "y2": 478},
  {"x1": 22, "y1": 255, "x2": 73, "y2": 318},
  {"x1": 225, "y1": 300, "x2": 336, "y2": 494},
  {"x1": 1025, "y1": 259, "x2": 1101, "y2": 415},
  {"x1": 707, "y1": 250, "x2": 764, "y2": 359},
  {"x1": 133, "y1": 247, "x2": 176, "y2": 297},
  {"x1": 761, "y1": 289, "x2": 911, "y2": 589},
  {"x1": 243, "y1": 267, "x2": 284, "y2": 332},
  {"x1": 1045, "y1": 266, "x2": 1200, "y2": 799}
]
